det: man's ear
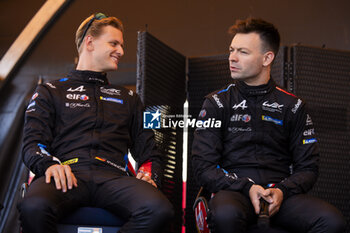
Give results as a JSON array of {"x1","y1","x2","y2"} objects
[
  {"x1": 85, "y1": 35, "x2": 94, "y2": 51},
  {"x1": 262, "y1": 51, "x2": 275, "y2": 67}
]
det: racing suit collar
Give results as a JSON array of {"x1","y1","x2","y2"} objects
[
  {"x1": 68, "y1": 70, "x2": 109, "y2": 85},
  {"x1": 236, "y1": 78, "x2": 275, "y2": 96}
]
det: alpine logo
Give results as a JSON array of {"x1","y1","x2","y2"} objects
[
  {"x1": 67, "y1": 86, "x2": 86, "y2": 92},
  {"x1": 262, "y1": 101, "x2": 283, "y2": 113},
  {"x1": 233, "y1": 100, "x2": 248, "y2": 110},
  {"x1": 230, "y1": 114, "x2": 251, "y2": 122},
  {"x1": 66, "y1": 94, "x2": 89, "y2": 100},
  {"x1": 100, "y1": 87, "x2": 121, "y2": 95},
  {"x1": 306, "y1": 114, "x2": 313, "y2": 126}
]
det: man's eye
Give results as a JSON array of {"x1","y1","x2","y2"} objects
[{"x1": 241, "y1": 51, "x2": 248, "y2": 54}]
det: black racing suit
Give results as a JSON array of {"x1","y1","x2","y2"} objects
[
  {"x1": 19, "y1": 70, "x2": 173, "y2": 233},
  {"x1": 192, "y1": 79, "x2": 345, "y2": 233}
]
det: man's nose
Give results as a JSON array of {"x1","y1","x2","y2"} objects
[
  {"x1": 117, "y1": 45, "x2": 124, "y2": 57},
  {"x1": 229, "y1": 51, "x2": 238, "y2": 62}
]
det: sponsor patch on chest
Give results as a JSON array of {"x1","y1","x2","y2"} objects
[
  {"x1": 66, "y1": 94, "x2": 89, "y2": 100},
  {"x1": 262, "y1": 115, "x2": 283, "y2": 126},
  {"x1": 100, "y1": 87, "x2": 121, "y2": 95},
  {"x1": 100, "y1": 96, "x2": 123, "y2": 104},
  {"x1": 262, "y1": 101, "x2": 283, "y2": 113}
]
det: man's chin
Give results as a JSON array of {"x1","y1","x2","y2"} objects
[
  {"x1": 230, "y1": 75, "x2": 244, "y2": 80},
  {"x1": 104, "y1": 65, "x2": 118, "y2": 72}
]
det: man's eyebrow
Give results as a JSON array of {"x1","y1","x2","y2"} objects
[
  {"x1": 238, "y1": 47, "x2": 249, "y2": 51},
  {"x1": 229, "y1": 46, "x2": 250, "y2": 51}
]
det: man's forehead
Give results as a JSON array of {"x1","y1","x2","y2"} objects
[
  {"x1": 101, "y1": 25, "x2": 124, "y2": 41},
  {"x1": 230, "y1": 32, "x2": 261, "y2": 48}
]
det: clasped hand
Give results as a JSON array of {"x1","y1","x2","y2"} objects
[
  {"x1": 249, "y1": 184, "x2": 283, "y2": 217},
  {"x1": 136, "y1": 171, "x2": 157, "y2": 188}
]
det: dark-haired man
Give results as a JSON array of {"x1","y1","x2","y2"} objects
[
  {"x1": 192, "y1": 18, "x2": 345, "y2": 233},
  {"x1": 18, "y1": 13, "x2": 173, "y2": 233}
]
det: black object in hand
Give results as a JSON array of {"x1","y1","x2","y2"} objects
[{"x1": 257, "y1": 198, "x2": 270, "y2": 229}]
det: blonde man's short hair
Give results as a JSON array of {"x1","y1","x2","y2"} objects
[{"x1": 75, "y1": 13, "x2": 124, "y2": 53}]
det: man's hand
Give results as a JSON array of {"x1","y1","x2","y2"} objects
[
  {"x1": 249, "y1": 184, "x2": 273, "y2": 214},
  {"x1": 267, "y1": 188, "x2": 283, "y2": 216},
  {"x1": 45, "y1": 164, "x2": 78, "y2": 192},
  {"x1": 136, "y1": 172, "x2": 157, "y2": 188}
]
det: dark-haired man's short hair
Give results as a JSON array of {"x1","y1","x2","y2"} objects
[{"x1": 229, "y1": 18, "x2": 280, "y2": 56}]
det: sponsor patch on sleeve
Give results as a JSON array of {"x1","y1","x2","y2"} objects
[
  {"x1": 62, "y1": 158, "x2": 78, "y2": 165},
  {"x1": 303, "y1": 138, "x2": 317, "y2": 144},
  {"x1": 31, "y1": 92, "x2": 38, "y2": 100},
  {"x1": 199, "y1": 109, "x2": 207, "y2": 118}
]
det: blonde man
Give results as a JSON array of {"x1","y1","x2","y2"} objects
[{"x1": 19, "y1": 13, "x2": 173, "y2": 233}]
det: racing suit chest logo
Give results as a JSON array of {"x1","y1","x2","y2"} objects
[
  {"x1": 230, "y1": 114, "x2": 251, "y2": 123},
  {"x1": 262, "y1": 101, "x2": 283, "y2": 113},
  {"x1": 306, "y1": 114, "x2": 313, "y2": 126},
  {"x1": 67, "y1": 85, "x2": 86, "y2": 92},
  {"x1": 66, "y1": 94, "x2": 89, "y2": 101},
  {"x1": 100, "y1": 87, "x2": 121, "y2": 95},
  {"x1": 233, "y1": 100, "x2": 248, "y2": 110}
]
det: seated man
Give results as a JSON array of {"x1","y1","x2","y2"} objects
[
  {"x1": 18, "y1": 13, "x2": 173, "y2": 233},
  {"x1": 192, "y1": 18, "x2": 346, "y2": 233}
]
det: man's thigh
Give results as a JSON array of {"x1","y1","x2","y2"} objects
[
  {"x1": 20, "y1": 175, "x2": 90, "y2": 219},
  {"x1": 208, "y1": 190, "x2": 256, "y2": 232},
  {"x1": 92, "y1": 176, "x2": 171, "y2": 219},
  {"x1": 272, "y1": 194, "x2": 344, "y2": 233}
]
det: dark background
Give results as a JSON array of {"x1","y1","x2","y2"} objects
[{"x1": 1, "y1": 0, "x2": 350, "y2": 86}]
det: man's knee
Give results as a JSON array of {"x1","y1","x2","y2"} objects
[
  {"x1": 210, "y1": 203, "x2": 247, "y2": 224},
  {"x1": 137, "y1": 196, "x2": 174, "y2": 220},
  {"x1": 314, "y1": 209, "x2": 346, "y2": 233},
  {"x1": 151, "y1": 197, "x2": 174, "y2": 219},
  {"x1": 19, "y1": 196, "x2": 56, "y2": 218}
]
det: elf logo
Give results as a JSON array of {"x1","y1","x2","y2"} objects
[
  {"x1": 230, "y1": 114, "x2": 251, "y2": 122},
  {"x1": 66, "y1": 94, "x2": 89, "y2": 101},
  {"x1": 67, "y1": 86, "x2": 86, "y2": 92}
]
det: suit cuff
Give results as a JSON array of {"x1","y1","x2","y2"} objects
[
  {"x1": 275, "y1": 183, "x2": 291, "y2": 199},
  {"x1": 242, "y1": 180, "x2": 254, "y2": 198}
]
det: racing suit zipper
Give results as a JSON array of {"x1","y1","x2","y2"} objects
[
  {"x1": 90, "y1": 84, "x2": 104, "y2": 170},
  {"x1": 252, "y1": 96, "x2": 259, "y2": 162}
]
